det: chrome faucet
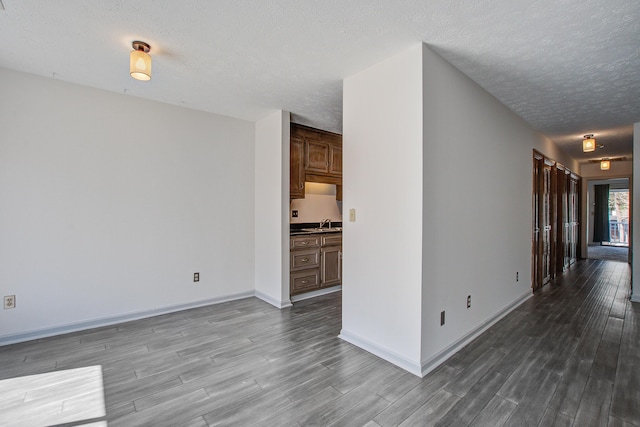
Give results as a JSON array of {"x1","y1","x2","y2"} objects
[{"x1": 319, "y1": 218, "x2": 331, "y2": 229}]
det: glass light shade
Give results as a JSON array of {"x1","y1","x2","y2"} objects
[
  {"x1": 130, "y1": 50, "x2": 151, "y2": 81},
  {"x1": 600, "y1": 160, "x2": 610, "y2": 170},
  {"x1": 583, "y1": 137, "x2": 596, "y2": 152}
]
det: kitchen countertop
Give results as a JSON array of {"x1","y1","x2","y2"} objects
[
  {"x1": 290, "y1": 222, "x2": 343, "y2": 235},
  {"x1": 290, "y1": 227, "x2": 342, "y2": 236}
]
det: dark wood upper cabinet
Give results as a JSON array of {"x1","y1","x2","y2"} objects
[
  {"x1": 305, "y1": 138, "x2": 330, "y2": 174},
  {"x1": 290, "y1": 123, "x2": 342, "y2": 199},
  {"x1": 328, "y1": 142, "x2": 342, "y2": 176},
  {"x1": 290, "y1": 135, "x2": 305, "y2": 199}
]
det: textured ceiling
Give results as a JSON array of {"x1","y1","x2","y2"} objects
[{"x1": 0, "y1": 0, "x2": 638, "y2": 164}]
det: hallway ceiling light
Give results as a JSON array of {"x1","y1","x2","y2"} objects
[
  {"x1": 600, "y1": 159, "x2": 611, "y2": 170},
  {"x1": 130, "y1": 41, "x2": 151, "y2": 81},
  {"x1": 583, "y1": 134, "x2": 596, "y2": 152}
]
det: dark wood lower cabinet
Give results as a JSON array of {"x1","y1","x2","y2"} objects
[
  {"x1": 290, "y1": 269, "x2": 321, "y2": 295},
  {"x1": 290, "y1": 232, "x2": 342, "y2": 297},
  {"x1": 321, "y1": 246, "x2": 341, "y2": 287}
]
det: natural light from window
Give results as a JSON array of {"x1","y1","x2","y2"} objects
[{"x1": 0, "y1": 365, "x2": 106, "y2": 426}]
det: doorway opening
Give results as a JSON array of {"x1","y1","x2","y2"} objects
[{"x1": 586, "y1": 178, "x2": 629, "y2": 262}]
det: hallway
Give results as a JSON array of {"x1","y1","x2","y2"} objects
[
  {"x1": 587, "y1": 244, "x2": 630, "y2": 263},
  {"x1": 0, "y1": 260, "x2": 637, "y2": 426}
]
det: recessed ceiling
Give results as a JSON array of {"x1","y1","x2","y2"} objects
[{"x1": 0, "y1": 1, "x2": 638, "y2": 163}]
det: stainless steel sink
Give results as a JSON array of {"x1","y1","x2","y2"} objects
[{"x1": 300, "y1": 227, "x2": 342, "y2": 233}]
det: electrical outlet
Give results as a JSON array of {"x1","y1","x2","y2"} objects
[
  {"x1": 440, "y1": 310, "x2": 445, "y2": 326},
  {"x1": 292, "y1": 210, "x2": 298, "y2": 218},
  {"x1": 516, "y1": 272, "x2": 519, "y2": 282},
  {"x1": 194, "y1": 272, "x2": 200, "y2": 282},
  {"x1": 4, "y1": 295, "x2": 15, "y2": 309},
  {"x1": 467, "y1": 295, "x2": 471, "y2": 309}
]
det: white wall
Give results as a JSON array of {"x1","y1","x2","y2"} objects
[
  {"x1": 254, "y1": 110, "x2": 291, "y2": 308},
  {"x1": 342, "y1": 45, "x2": 425, "y2": 374},
  {"x1": 0, "y1": 68, "x2": 256, "y2": 342},
  {"x1": 420, "y1": 44, "x2": 565, "y2": 370},
  {"x1": 290, "y1": 183, "x2": 342, "y2": 224},
  {"x1": 581, "y1": 161, "x2": 633, "y2": 179},
  {"x1": 342, "y1": 43, "x2": 578, "y2": 376}
]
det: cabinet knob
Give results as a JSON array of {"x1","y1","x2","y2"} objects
[
  {"x1": 300, "y1": 241, "x2": 308, "y2": 245},
  {"x1": 301, "y1": 258, "x2": 309, "y2": 262},
  {"x1": 301, "y1": 280, "x2": 308, "y2": 284}
]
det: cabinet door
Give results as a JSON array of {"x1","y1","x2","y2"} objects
[
  {"x1": 290, "y1": 136, "x2": 305, "y2": 199},
  {"x1": 321, "y1": 246, "x2": 341, "y2": 287},
  {"x1": 328, "y1": 142, "x2": 342, "y2": 177},
  {"x1": 305, "y1": 139, "x2": 330, "y2": 174}
]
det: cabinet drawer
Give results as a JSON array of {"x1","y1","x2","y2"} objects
[
  {"x1": 290, "y1": 269, "x2": 320, "y2": 295},
  {"x1": 291, "y1": 235, "x2": 321, "y2": 249},
  {"x1": 321, "y1": 233, "x2": 342, "y2": 247},
  {"x1": 290, "y1": 248, "x2": 320, "y2": 271}
]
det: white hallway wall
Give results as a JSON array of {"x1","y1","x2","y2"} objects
[
  {"x1": 0, "y1": 68, "x2": 256, "y2": 342},
  {"x1": 342, "y1": 44, "x2": 579, "y2": 376},
  {"x1": 420, "y1": 44, "x2": 577, "y2": 371}
]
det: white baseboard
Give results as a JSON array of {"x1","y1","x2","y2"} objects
[
  {"x1": 339, "y1": 291, "x2": 533, "y2": 378},
  {"x1": 420, "y1": 291, "x2": 533, "y2": 377},
  {"x1": 631, "y1": 294, "x2": 640, "y2": 303},
  {"x1": 0, "y1": 291, "x2": 255, "y2": 346},
  {"x1": 339, "y1": 330, "x2": 423, "y2": 377},
  {"x1": 255, "y1": 290, "x2": 292, "y2": 309},
  {"x1": 291, "y1": 285, "x2": 341, "y2": 303}
]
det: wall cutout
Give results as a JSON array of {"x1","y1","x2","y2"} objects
[{"x1": 290, "y1": 183, "x2": 342, "y2": 223}]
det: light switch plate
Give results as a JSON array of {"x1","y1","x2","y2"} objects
[{"x1": 349, "y1": 208, "x2": 356, "y2": 222}]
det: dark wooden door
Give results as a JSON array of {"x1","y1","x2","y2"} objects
[
  {"x1": 533, "y1": 152, "x2": 557, "y2": 291},
  {"x1": 568, "y1": 176, "x2": 580, "y2": 264},
  {"x1": 541, "y1": 160, "x2": 554, "y2": 285},
  {"x1": 533, "y1": 151, "x2": 581, "y2": 291},
  {"x1": 532, "y1": 154, "x2": 543, "y2": 291}
]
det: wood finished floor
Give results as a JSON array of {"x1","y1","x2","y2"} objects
[{"x1": 0, "y1": 259, "x2": 638, "y2": 426}]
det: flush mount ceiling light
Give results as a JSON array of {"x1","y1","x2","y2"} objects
[
  {"x1": 130, "y1": 41, "x2": 151, "y2": 81},
  {"x1": 583, "y1": 134, "x2": 596, "y2": 153},
  {"x1": 600, "y1": 159, "x2": 611, "y2": 170}
]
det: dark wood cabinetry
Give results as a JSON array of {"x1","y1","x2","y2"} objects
[
  {"x1": 290, "y1": 123, "x2": 342, "y2": 199},
  {"x1": 290, "y1": 232, "x2": 342, "y2": 297},
  {"x1": 305, "y1": 137, "x2": 330, "y2": 174},
  {"x1": 320, "y1": 234, "x2": 342, "y2": 287},
  {"x1": 328, "y1": 142, "x2": 342, "y2": 176},
  {"x1": 290, "y1": 135, "x2": 305, "y2": 199}
]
